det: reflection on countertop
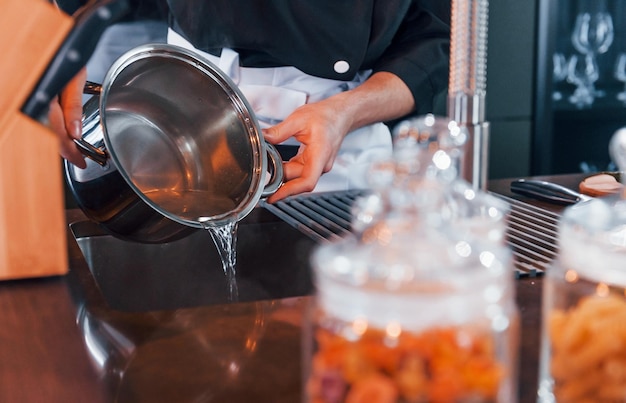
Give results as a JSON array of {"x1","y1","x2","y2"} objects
[
  {"x1": 77, "y1": 296, "x2": 306, "y2": 403},
  {"x1": 0, "y1": 175, "x2": 583, "y2": 402},
  {"x1": 65, "y1": 205, "x2": 316, "y2": 402}
]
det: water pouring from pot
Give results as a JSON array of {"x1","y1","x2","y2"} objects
[
  {"x1": 65, "y1": 44, "x2": 284, "y2": 301},
  {"x1": 65, "y1": 44, "x2": 284, "y2": 244}
]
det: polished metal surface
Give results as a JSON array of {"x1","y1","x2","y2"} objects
[
  {"x1": 510, "y1": 179, "x2": 592, "y2": 204},
  {"x1": 264, "y1": 190, "x2": 560, "y2": 278},
  {"x1": 66, "y1": 44, "x2": 283, "y2": 242},
  {"x1": 261, "y1": 190, "x2": 366, "y2": 243},
  {"x1": 448, "y1": 0, "x2": 490, "y2": 190},
  {"x1": 494, "y1": 194, "x2": 559, "y2": 277},
  {"x1": 103, "y1": 57, "x2": 258, "y2": 223}
]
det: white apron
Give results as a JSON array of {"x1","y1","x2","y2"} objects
[{"x1": 168, "y1": 29, "x2": 392, "y2": 193}]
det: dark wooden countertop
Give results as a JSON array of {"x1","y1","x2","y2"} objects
[
  {"x1": 0, "y1": 174, "x2": 586, "y2": 403},
  {"x1": 0, "y1": 266, "x2": 106, "y2": 402}
]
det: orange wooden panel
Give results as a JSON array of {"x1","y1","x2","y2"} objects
[
  {"x1": 0, "y1": 0, "x2": 72, "y2": 123},
  {"x1": 0, "y1": 0, "x2": 72, "y2": 279},
  {"x1": 0, "y1": 114, "x2": 68, "y2": 279}
]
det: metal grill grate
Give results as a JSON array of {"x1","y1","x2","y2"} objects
[
  {"x1": 493, "y1": 194, "x2": 560, "y2": 277},
  {"x1": 261, "y1": 190, "x2": 364, "y2": 243},
  {"x1": 261, "y1": 190, "x2": 560, "y2": 278}
]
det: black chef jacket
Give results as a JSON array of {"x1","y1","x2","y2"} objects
[
  {"x1": 57, "y1": 0, "x2": 449, "y2": 116},
  {"x1": 168, "y1": 0, "x2": 450, "y2": 115}
]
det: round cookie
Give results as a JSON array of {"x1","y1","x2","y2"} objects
[{"x1": 579, "y1": 173, "x2": 623, "y2": 197}]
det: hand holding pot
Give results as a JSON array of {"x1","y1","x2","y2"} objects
[
  {"x1": 48, "y1": 68, "x2": 88, "y2": 169},
  {"x1": 262, "y1": 97, "x2": 347, "y2": 203},
  {"x1": 263, "y1": 71, "x2": 414, "y2": 202},
  {"x1": 34, "y1": 0, "x2": 134, "y2": 169}
]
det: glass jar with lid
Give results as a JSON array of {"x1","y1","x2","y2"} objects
[
  {"x1": 538, "y1": 194, "x2": 626, "y2": 402},
  {"x1": 304, "y1": 217, "x2": 519, "y2": 403}
]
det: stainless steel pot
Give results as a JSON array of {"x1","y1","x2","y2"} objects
[{"x1": 65, "y1": 44, "x2": 283, "y2": 243}]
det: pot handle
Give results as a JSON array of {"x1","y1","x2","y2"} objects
[
  {"x1": 74, "y1": 138, "x2": 108, "y2": 166},
  {"x1": 71, "y1": 81, "x2": 109, "y2": 166},
  {"x1": 83, "y1": 80, "x2": 102, "y2": 95},
  {"x1": 262, "y1": 143, "x2": 284, "y2": 197}
]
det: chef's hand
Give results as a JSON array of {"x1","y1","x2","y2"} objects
[
  {"x1": 262, "y1": 96, "x2": 350, "y2": 203},
  {"x1": 262, "y1": 72, "x2": 415, "y2": 203},
  {"x1": 48, "y1": 68, "x2": 87, "y2": 169}
]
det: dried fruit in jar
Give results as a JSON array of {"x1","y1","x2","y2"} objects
[
  {"x1": 549, "y1": 293, "x2": 626, "y2": 402},
  {"x1": 307, "y1": 325, "x2": 503, "y2": 403}
]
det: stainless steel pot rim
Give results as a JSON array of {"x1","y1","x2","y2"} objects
[{"x1": 99, "y1": 43, "x2": 270, "y2": 228}]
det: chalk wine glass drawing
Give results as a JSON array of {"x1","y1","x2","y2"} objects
[{"x1": 570, "y1": 11, "x2": 614, "y2": 99}]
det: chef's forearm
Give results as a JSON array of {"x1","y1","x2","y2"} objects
[{"x1": 332, "y1": 71, "x2": 415, "y2": 133}]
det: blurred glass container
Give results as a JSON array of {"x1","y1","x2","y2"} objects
[
  {"x1": 392, "y1": 114, "x2": 468, "y2": 184},
  {"x1": 538, "y1": 194, "x2": 626, "y2": 402},
  {"x1": 351, "y1": 115, "x2": 470, "y2": 236},
  {"x1": 304, "y1": 223, "x2": 519, "y2": 403}
]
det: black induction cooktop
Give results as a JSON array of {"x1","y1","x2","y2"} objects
[{"x1": 70, "y1": 206, "x2": 317, "y2": 312}]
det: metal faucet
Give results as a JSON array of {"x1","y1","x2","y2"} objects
[{"x1": 448, "y1": 0, "x2": 490, "y2": 190}]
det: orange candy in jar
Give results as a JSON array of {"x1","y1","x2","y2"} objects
[
  {"x1": 538, "y1": 194, "x2": 626, "y2": 403},
  {"x1": 309, "y1": 322, "x2": 505, "y2": 403},
  {"x1": 305, "y1": 223, "x2": 519, "y2": 403}
]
